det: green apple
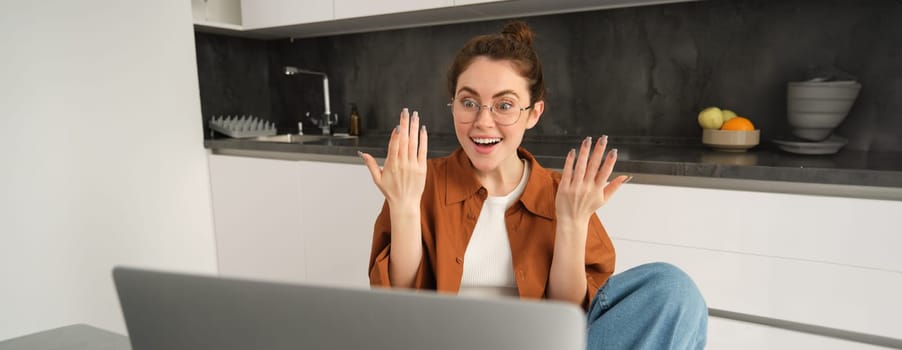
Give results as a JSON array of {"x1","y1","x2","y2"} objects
[
  {"x1": 722, "y1": 109, "x2": 737, "y2": 123},
  {"x1": 697, "y1": 107, "x2": 724, "y2": 129}
]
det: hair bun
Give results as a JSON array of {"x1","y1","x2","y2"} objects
[{"x1": 501, "y1": 21, "x2": 535, "y2": 47}]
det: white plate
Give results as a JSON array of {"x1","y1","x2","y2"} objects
[{"x1": 773, "y1": 136, "x2": 848, "y2": 155}]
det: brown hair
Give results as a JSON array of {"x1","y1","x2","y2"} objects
[{"x1": 447, "y1": 21, "x2": 545, "y2": 105}]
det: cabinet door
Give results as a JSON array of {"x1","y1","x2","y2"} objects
[
  {"x1": 334, "y1": 0, "x2": 453, "y2": 20},
  {"x1": 241, "y1": 0, "x2": 333, "y2": 29},
  {"x1": 297, "y1": 160, "x2": 384, "y2": 289},
  {"x1": 599, "y1": 183, "x2": 902, "y2": 340},
  {"x1": 193, "y1": 0, "x2": 242, "y2": 25},
  {"x1": 208, "y1": 154, "x2": 306, "y2": 283}
]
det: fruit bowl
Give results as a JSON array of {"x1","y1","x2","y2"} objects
[{"x1": 702, "y1": 129, "x2": 760, "y2": 152}]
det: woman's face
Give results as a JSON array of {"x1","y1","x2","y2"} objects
[{"x1": 452, "y1": 56, "x2": 544, "y2": 175}]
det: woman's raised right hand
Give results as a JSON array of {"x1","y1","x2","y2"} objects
[{"x1": 359, "y1": 108, "x2": 428, "y2": 208}]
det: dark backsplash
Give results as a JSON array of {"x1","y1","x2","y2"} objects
[
  {"x1": 195, "y1": 33, "x2": 272, "y2": 138},
  {"x1": 195, "y1": 0, "x2": 902, "y2": 152}
]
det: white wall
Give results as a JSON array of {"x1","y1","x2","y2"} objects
[{"x1": 0, "y1": 0, "x2": 217, "y2": 340}]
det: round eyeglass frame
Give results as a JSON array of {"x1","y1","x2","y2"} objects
[{"x1": 447, "y1": 98, "x2": 533, "y2": 126}]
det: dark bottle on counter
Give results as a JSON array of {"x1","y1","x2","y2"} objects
[{"x1": 349, "y1": 103, "x2": 361, "y2": 136}]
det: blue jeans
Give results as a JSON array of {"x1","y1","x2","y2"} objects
[{"x1": 586, "y1": 262, "x2": 708, "y2": 349}]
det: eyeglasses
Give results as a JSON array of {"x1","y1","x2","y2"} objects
[{"x1": 448, "y1": 98, "x2": 532, "y2": 126}]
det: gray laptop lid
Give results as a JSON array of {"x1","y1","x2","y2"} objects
[{"x1": 113, "y1": 267, "x2": 586, "y2": 350}]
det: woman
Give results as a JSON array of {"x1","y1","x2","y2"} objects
[{"x1": 359, "y1": 21, "x2": 707, "y2": 349}]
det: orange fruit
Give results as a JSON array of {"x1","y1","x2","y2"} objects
[{"x1": 720, "y1": 116, "x2": 755, "y2": 131}]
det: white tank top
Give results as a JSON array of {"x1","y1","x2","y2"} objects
[{"x1": 458, "y1": 160, "x2": 530, "y2": 299}]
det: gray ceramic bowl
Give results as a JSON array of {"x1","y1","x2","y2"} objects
[
  {"x1": 787, "y1": 80, "x2": 861, "y2": 99},
  {"x1": 787, "y1": 81, "x2": 861, "y2": 141},
  {"x1": 791, "y1": 126, "x2": 835, "y2": 141}
]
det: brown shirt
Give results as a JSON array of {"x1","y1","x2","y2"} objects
[{"x1": 368, "y1": 147, "x2": 616, "y2": 310}]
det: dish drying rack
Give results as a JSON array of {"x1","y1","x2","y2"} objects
[{"x1": 210, "y1": 115, "x2": 277, "y2": 138}]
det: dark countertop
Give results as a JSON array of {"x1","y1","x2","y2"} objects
[{"x1": 204, "y1": 134, "x2": 902, "y2": 190}]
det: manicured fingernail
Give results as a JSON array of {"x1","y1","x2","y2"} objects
[
  {"x1": 395, "y1": 125, "x2": 400, "y2": 133},
  {"x1": 402, "y1": 107, "x2": 409, "y2": 113},
  {"x1": 584, "y1": 136, "x2": 592, "y2": 146},
  {"x1": 601, "y1": 135, "x2": 608, "y2": 143},
  {"x1": 421, "y1": 125, "x2": 426, "y2": 132},
  {"x1": 569, "y1": 148, "x2": 576, "y2": 157},
  {"x1": 357, "y1": 150, "x2": 364, "y2": 158},
  {"x1": 624, "y1": 175, "x2": 634, "y2": 183},
  {"x1": 413, "y1": 111, "x2": 419, "y2": 118},
  {"x1": 611, "y1": 148, "x2": 618, "y2": 156}
]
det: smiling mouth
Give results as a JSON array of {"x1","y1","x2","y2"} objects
[{"x1": 471, "y1": 137, "x2": 502, "y2": 146}]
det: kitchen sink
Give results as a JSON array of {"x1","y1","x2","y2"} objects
[{"x1": 252, "y1": 134, "x2": 357, "y2": 143}]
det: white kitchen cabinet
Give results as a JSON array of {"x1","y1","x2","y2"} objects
[
  {"x1": 334, "y1": 0, "x2": 453, "y2": 20},
  {"x1": 229, "y1": 0, "x2": 699, "y2": 38},
  {"x1": 207, "y1": 152, "x2": 901, "y2": 346},
  {"x1": 241, "y1": 0, "x2": 333, "y2": 29},
  {"x1": 601, "y1": 184, "x2": 901, "y2": 272},
  {"x1": 599, "y1": 182, "x2": 902, "y2": 346},
  {"x1": 193, "y1": 0, "x2": 243, "y2": 31},
  {"x1": 208, "y1": 154, "x2": 307, "y2": 283},
  {"x1": 296, "y1": 160, "x2": 385, "y2": 289},
  {"x1": 209, "y1": 154, "x2": 383, "y2": 289}
]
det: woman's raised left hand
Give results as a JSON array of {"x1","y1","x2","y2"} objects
[{"x1": 555, "y1": 135, "x2": 630, "y2": 226}]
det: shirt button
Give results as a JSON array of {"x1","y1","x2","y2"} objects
[
  {"x1": 477, "y1": 188, "x2": 487, "y2": 197},
  {"x1": 466, "y1": 212, "x2": 475, "y2": 219},
  {"x1": 456, "y1": 257, "x2": 463, "y2": 264}
]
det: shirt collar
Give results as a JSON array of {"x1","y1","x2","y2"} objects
[{"x1": 444, "y1": 147, "x2": 556, "y2": 220}]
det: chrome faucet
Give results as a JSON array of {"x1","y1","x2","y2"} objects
[{"x1": 284, "y1": 66, "x2": 334, "y2": 135}]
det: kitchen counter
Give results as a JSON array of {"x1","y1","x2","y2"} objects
[{"x1": 204, "y1": 134, "x2": 902, "y2": 201}]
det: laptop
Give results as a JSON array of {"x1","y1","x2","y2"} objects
[{"x1": 113, "y1": 266, "x2": 586, "y2": 350}]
